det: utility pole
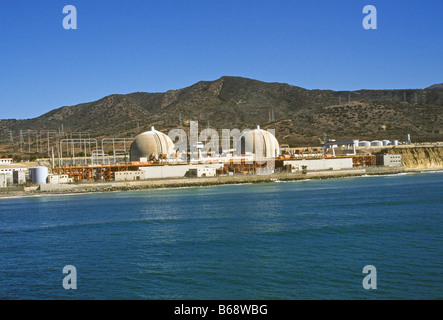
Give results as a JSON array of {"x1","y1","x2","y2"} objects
[
  {"x1": 47, "y1": 131, "x2": 50, "y2": 156},
  {"x1": 19, "y1": 129, "x2": 23, "y2": 153},
  {"x1": 36, "y1": 131, "x2": 39, "y2": 153},
  {"x1": 9, "y1": 130, "x2": 13, "y2": 146},
  {"x1": 27, "y1": 129, "x2": 31, "y2": 153},
  {"x1": 323, "y1": 132, "x2": 327, "y2": 157},
  {"x1": 51, "y1": 147, "x2": 55, "y2": 169}
]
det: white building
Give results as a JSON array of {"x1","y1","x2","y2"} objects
[
  {"x1": 283, "y1": 158, "x2": 354, "y2": 172},
  {"x1": 188, "y1": 167, "x2": 217, "y2": 177},
  {"x1": 139, "y1": 163, "x2": 224, "y2": 179},
  {"x1": 0, "y1": 174, "x2": 10, "y2": 188},
  {"x1": 47, "y1": 174, "x2": 74, "y2": 184},
  {"x1": 0, "y1": 158, "x2": 13, "y2": 165},
  {"x1": 376, "y1": 154, "x2": 402, "y2": 167},
  {"x1": 114, "y1": 171, "x2": 145, "y2": 181},
  {"x1": 0, "y1": 159, "x2": 28, "y2": 186},
  {"x1": 13, "y1": 170, "x2": 26, "y2": 184}
]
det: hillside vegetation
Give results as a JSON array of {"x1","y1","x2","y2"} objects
[{"x1": 0, "y1": 76, "x2": 442, "y2": 156}]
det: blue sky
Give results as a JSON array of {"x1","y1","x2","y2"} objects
[{"x1": 0, "y1": 0, "x2": 442, "y2": 119}]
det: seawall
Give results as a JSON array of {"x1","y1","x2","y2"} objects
[
  {"x1": 0, "y1": 167, "x2": 426, "y2": 198},
  {"x1": 2, "y1": 147, "x2": 443, "y2": 198}
]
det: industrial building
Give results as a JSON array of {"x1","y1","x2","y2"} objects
[
  {"x1": 188, "y1": 167, "x2": 217, "y2": 178},
  {"x1": 0, "y1": 174, "x2": 9, "y2": 188},
  {"x1": 47, "y1": 174, "x2": 73, "y2": 184},
  {"x1": 10, "y1": 124, "x2": 404, "y2": 186},
  {"x1": 0, "y1": 158, "x2": 28, "y2": 187},
  {"x1": 281, "y1": 158, "x2": 354, "y2": 172},
  {"x1": 0, "y1": 162, "x2": 28, "y2": 176},
  {"x1": 376, "y1": 154, "x2": 403, "y2": 167},
  {"x1": 238, "y1": 125, "x2": 280, "y2": 158},
  {"x1": 139, "y1": 163, "x2": 224, "y2": 179},
  {"x1": 114, "y1": 170, "x2": 145, "y2": 181},
  {"x1": 51, "y1": 125, "x2": 282, "y2": 182},
  {"x1": 47, "y1": 124, "x2": 381, "y2": 183},
  {"x1": 0, "y1": 158, "x2": 13, "y2": 165},
  {"x1": 130, "y1": 126, "x2": 175, "y2": 162},
  {"x1": 13, "y1": 170, "x2": 26, "y2": 184}
]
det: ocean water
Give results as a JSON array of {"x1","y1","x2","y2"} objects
[{"x1": 0, "y1": 172, "x2": 442, "y2": 300}]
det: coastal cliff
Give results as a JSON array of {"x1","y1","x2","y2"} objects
[{"x1": 386, "y1": 146, "x2": 443, "y2": 169}]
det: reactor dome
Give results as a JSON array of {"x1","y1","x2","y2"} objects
[
  {"x1": 237, "y1": 125, "x2": 280, "y2": 158},
  {"x1": 130, "y1": 126, "x2": 175, "y2": 161}
]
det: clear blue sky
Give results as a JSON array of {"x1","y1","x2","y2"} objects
[{"x1": 0, "y1": 0, "x2": 442, "y2": 119}]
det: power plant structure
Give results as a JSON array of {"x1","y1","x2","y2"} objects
[
  {"x1": 130, "y1": 126, "x2": 176, "y2": 162},
  {"x1": 47, "y1": 124, "x2": 381, "y2": 183},
  {"x1": 2, "y1": 123, "x2": 410, "y2": 188},
  {"x1": 51, "y1": 125, "x2": 286, "y2": 181}
]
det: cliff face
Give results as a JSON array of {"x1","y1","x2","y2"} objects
[{"x1": 387, "y1": 146, "x2": 443, "y2": 169}]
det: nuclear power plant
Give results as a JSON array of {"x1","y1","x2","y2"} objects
[
  {"x1": 0, "y1": 123, "x2": 409, "y2": 189},
  {"x1": 130, "y1": 127, "x2": 176, "y2": 162}
]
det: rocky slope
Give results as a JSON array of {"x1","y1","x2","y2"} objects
[
  {"x1": 0, "y1": 76, "x2": 442, "y2": 156},
  {"x1": 386, "y1": 146, "x2": 443, "y2": 169}
]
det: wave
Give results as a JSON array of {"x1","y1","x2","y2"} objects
[
  {"x1": 0, "y1": 194, "x2": 47, "y2": 200},
  {"x1": 270, "y1": 179, "x2": 312, "y2": 183},
  {"x1": 419, "y1": 170, "x2": 443, "y2": 174},
  {"x1": 361, "y1": 172, "x2": 415, "y2": 178},
  {"x1": 0, "y1": 191, "x2": 113, "y2": 201}
]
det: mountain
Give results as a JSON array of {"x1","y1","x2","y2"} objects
[
  {"x1": 425, "y1": 83, "x2": 443, "y2": 90},
  {"x1": 1, "y1": 76, "x2": 442, "y2": 155}
]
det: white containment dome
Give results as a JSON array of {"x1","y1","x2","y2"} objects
[
  {"x1": 237, "y1": 125, "x2": 280, "y2": 158},
  {"x1": 130, "y1": 126, "x2": 175, "y2": 161},
  {"x1": 30, "y1": 166, "x2": 48, "y2": 184}
]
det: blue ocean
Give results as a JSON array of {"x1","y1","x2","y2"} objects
[{"x1": 1, "y1": 172, "x2": 442, "y2": 299}]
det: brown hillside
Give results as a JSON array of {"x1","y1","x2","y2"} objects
[{"x1": 0, "y1": 76, "x2": 442, "y2": 156}]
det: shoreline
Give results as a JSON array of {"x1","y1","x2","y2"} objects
[{"x1": 1, "y1": 167, "x2": 442, "y2": 199}]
